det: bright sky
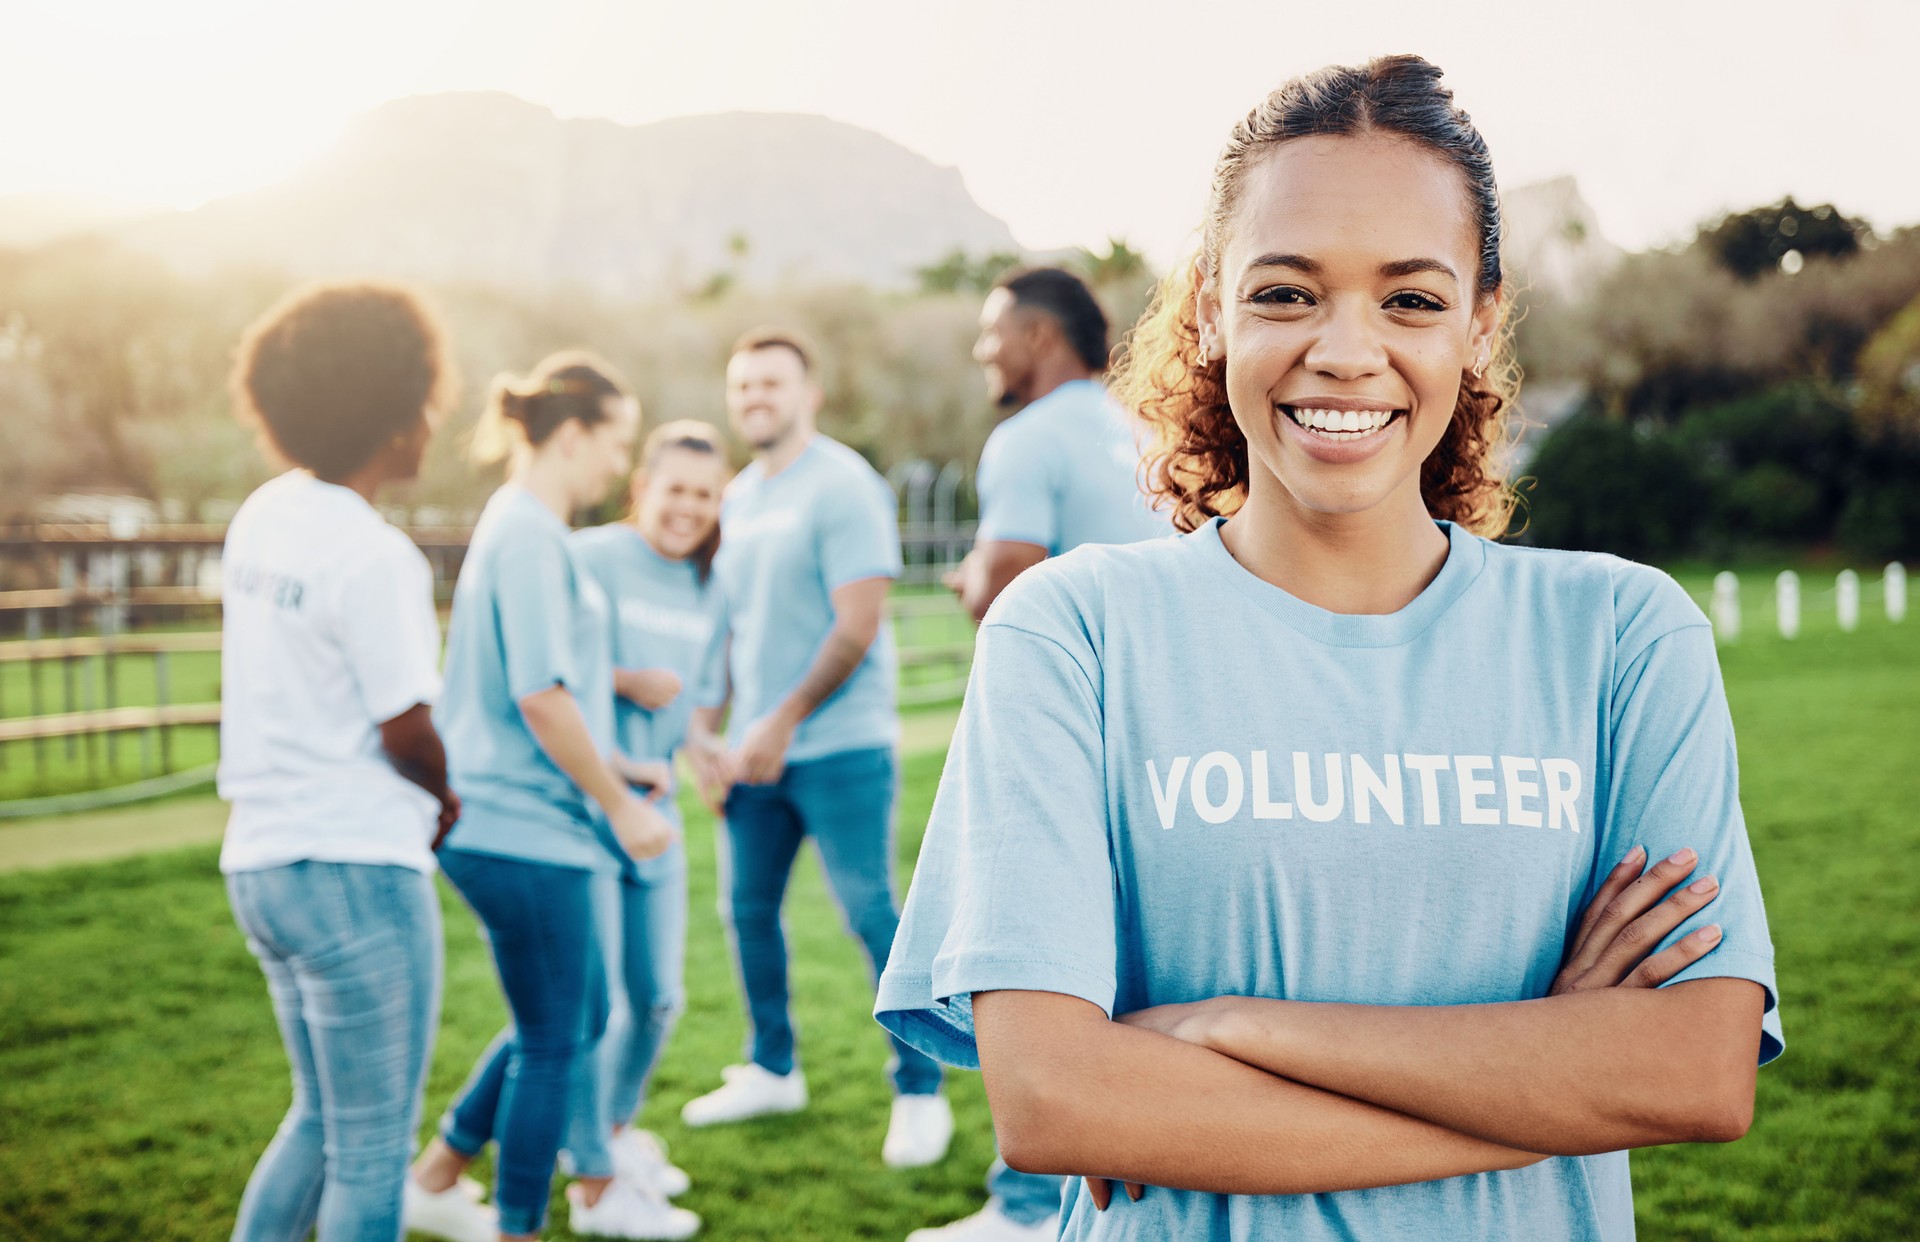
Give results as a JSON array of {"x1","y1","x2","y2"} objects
[{"x1": 4, "y1": 0, "x2": 1915, "y2": 263}]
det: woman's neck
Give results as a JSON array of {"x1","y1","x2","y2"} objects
[
  {"x1": 1220, "y1": 479, "x2": 1451, "y2": 616},
  {"x1": 509, "y1": 454, "x2": 576, "y2": 522},
  {"x1": 629, "y1": 518, "x2": 685, "y2": 563}
]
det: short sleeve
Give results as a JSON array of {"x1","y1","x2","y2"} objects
[
  {"x1": 1596, "y1": 610, "x2": 1784, "y2": 1065},
  {"x1": 816, "y1": 471, "x2": 903, "y2": 590},
  {"x1": 494, "y1": 533, "x2": 585, "y2": 703},
  {"x1": 975, "y1": 424, "x2": 1059, "y2": 552},
  {"x1": 333, "y1": 536, "x2": 443, "y2": 725},
  {"x1": 875, "y1": 616, "x2": 1118, "y2": 1069}
]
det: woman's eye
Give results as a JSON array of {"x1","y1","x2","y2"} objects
[
  {"x1": 1249, "y1": 285, "x2": 1314, "y2": 306},
  {"x1": 1386, "y1": 291, "x2": 1447, "y2": 312}
]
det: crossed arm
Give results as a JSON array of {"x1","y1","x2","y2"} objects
[{"x1": 974, "y1": 849, "x2": 1766, "y2": 1197}]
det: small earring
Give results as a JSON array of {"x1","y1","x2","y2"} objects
[{"x1": 1470, "y1": 353, "x2": 1488, "y2": 380}]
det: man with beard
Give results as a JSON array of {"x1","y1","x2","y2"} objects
[
  {"x1": 946, "y1": 266, "x2": 1168, "y2": 624},
  {"x1": 681, "y1": 329, "x2": 951, "y2": 1172},
  {"x1": 919, "y1": 268, "x2": 1168, "y2": 1240}
]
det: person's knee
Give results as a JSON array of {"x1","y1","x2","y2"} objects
[{"x1": 638, "y1": 993, "x2": 685, "y2": 1037}]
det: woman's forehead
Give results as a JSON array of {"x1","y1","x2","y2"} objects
[{"x1": 1222, "y1": 133, "x2": 1478, "y2": 280}]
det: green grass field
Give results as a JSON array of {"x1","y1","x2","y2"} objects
[{"x1": 1, "y1": 607, "x2": 1917, "y2": 1239}]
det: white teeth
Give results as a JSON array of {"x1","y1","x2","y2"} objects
[{"x1": 1286, "y1": 406, "x2": 1396, "y2": 438}]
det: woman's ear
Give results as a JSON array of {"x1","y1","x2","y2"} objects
[
  {"x1": 1466, "y1": 285, "x2": 1503, "y2": 378},
  {"x1": 1194, "y1": 256, "x2": 1223, "y2": 364}
]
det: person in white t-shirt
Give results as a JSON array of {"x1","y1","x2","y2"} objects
[{"x1": 218, "y1": 281, "x2": 463, "y2": 1242}]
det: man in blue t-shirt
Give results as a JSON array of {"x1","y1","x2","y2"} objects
[
  {"x1": 680, "y1": 328, "x2": 950, "y2": 1170},
  {"x1": 946, "y1": 265, "x2": 1168, "y2": 625},
  {"x1": 924, "y1": 268, "x2": 1169, "y2": 1242}
]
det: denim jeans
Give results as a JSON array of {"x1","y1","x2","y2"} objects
[
  {"x1": 720, "y1": 746, "x2": 942, "y2": 1095},
  {"x1": 989, "y1": 1156, "x2": 1067, "y2": 1226},
  {"x1": 227, "y1": 861, "x2": 442, "y2": 1242},
  {"x1": 436, "y1": 848, "x2": 605, "y2": 1237},
  {"x1": 582, "y1": 848, "x2": 689, "y2": 1137}
]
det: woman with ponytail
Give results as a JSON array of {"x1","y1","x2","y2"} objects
[
  {"x1": 404, "y1": 353, "x2": 679, "y2": 1242},
  {"x1": 879, "y1": 55, "x2": 1780, "y2": 1241}
]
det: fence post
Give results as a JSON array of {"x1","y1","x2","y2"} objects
[
  {"x1": 1836, "y1": 570, "x2": 1860, "y2": 633},
  {"x1": 1711, "y1": 571, "x2": 1741, "y2": 643},
  {"x1": 1776, "y1": 571, "x2": 1801, "y2": 640},
  {"x1": 1888, "y1": 563, "x2": 1908, "y2": 623}
]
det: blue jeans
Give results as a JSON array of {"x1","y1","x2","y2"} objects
[
  {"x1": 436, "y1": 848, "x2": 606, "y2": 1237},
  {"x1": 989, "y1": 1156, "x2": 1067, "y2": 1226},
  {"x1": 573, "y1": 848, "x2": 689, "y2": 1146},
  {"x1": 721, "y1": 746, "x2": 942, "y2": 1095},
  {"x1": 227, "y1": 861, "x2": 442, "y2": 1242}
]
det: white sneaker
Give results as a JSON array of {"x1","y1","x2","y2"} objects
[
  {"x1": 679, "y1": 1063, "x2": 807, "y2": 1126},
  {"x1": 567, "y1": 1178, "x2": 701, "y2": 1239},
  {"x1": 402, "y1": 1176, "x2": 500, "y2": 1242},
  {"x1": 906, "y1": 1202, "x2": 1059, "y2": 1241},
  {"x1": 883, "y1": 1093, "x2": 955, "y2": 1168},
  {"x1": 613, "y1": 1128, "x2": 693, "y2": 1198}
]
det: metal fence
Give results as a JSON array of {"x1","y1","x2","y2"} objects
[{"x1": 0, "y1": 460, "x2": 980, "y2": 811}]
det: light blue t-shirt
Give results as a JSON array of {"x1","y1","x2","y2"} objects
[
  {"x1": 707, "y1": 436, "x2": 902, "y2": 764},
  {"x1": 976, "y1": 379, "x2": 1170, "y2": 555},
  {"x1": 438, "y1": 485, "x2": 621, "y2": 874},
  {"x1": 570, "y1": 523, "x2": 723, "y2": 796},
  {"x1": 877, "y1": 518, "x2": 1781, "y2": 1242}
]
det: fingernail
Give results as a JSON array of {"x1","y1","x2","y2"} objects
[
  {"x1": 1694, "y1": 924, "x2": 1723, "y2": 943},
  {"x1": 1688, "y1": 876, "x2": 1719, "y2": 894},
  {"x1": 1620, "y1": 845, "x2": 1646, "y2": 869},
  {"x1": 1665, "y1": 847, "x2": 1696, "y2": 867}
]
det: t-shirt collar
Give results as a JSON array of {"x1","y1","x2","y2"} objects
[{"x1": 1193, "y1": 515, "x2": 1486, "y2": 648}]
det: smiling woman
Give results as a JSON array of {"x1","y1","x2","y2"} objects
[{"x1": 877, "y1": 53, "x2": 1779, "y2": 1242}]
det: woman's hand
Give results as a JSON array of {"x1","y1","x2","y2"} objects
[
  {"x1": 1551, "y1": 845, "x2": 1724, "y2": 995},
  {"x1": 615, "y1": 667, "x2": 684, "y2": 711},
  {"x1": 684, "y1": 727, "x2": 735, "y2": 811},
  {"x1": 608, "y1": 791, "x2": 678, "y2": 862},
  {"x1": 609, "y1": 753, "x2": 673, "y2": 798}
]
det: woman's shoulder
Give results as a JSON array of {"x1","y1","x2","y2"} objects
[
  {"x1": 981, "y1": 530, "x2": 1196, "y2": 641},
  {"x1": 1482, "y1": 539, "x2": 1708, "y2": 651}
]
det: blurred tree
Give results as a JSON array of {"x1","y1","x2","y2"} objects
[
  {"x1": 1074, "y1": 237, "x2": 1150, "y2": 289},
  {"x1": 1855, "y1": 290, "x2": 1920, "y2": 441},
  {"x1": 1697, "y1": 197, "x2": 1868, "y2": 281},
  {"x1": 1519, "y1": 414, "x2": 1708, "y2": 558},
  {"x1": 913, "y1": 248, "x2": 1022, "y2": 295}
]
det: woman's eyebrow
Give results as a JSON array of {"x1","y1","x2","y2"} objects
[
  {"x1": 1245, "y1": 253, "x2": 1320, "y2": 274},
  {"x1": 1379, "y1": 257, "x2": 1458, "y2": 283},
  {"x1": 1242, "y1": 254, "x2": 1459, "y2": 284}
]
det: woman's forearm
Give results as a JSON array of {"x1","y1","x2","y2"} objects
[
  {"x1": 973, "y1": 991, "x2": 1543, "y2": 1195},
  {"x1": 1192, "y1": 979, "x2": 1763, "y2": 1155},
  {"x1": 519, "y1": 685, "x2": 627, "y2": 814}
]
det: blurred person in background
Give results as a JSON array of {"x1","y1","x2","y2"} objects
[
  {"x1": 218, "y1": 280, "x2": 460, "y2": 1242},
  {"x1": 920, "y1": 266, "x2": 1169, "y2": 1240},
  {"x1": 678, "y1": 329, "x2": 951, "y2": 1170},
  {"x1": 556, "y1": 420, "x2": 736, "y2": 1239},
  {"x1": 405, "y1": 353, "x2": 679, "y2": 1242},
  {"x1": 879, "y1": 55, "x2": 1779, "y2": 1242}
]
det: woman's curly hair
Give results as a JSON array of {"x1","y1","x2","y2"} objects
[
  {"x1": 1112, "y1": 54, "x2": 1520, "y2": 537},
  {"x1": 231, "y1": 280, "x2": 454, "y2": 480}
]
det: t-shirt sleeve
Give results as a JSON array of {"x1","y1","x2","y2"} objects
[
  {"x1": 493, "y1": 532, "x2": 586, "y2": 703},
  {"x1": 816, "y1": 471, "x2": 903, "y2": 590},
  {"x1": 875, "y1": 610, "x2": 1117, "y2": 1069},
  {"x1": 332, "y1": 537, "x2": 443, "y2": 725},
  {"x1": 975, "y1": 423, "x2": 1058, "y2": 552},
  {"x1": 1595, "y1": 584, "x2": 1783, "y2": 1065}
]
